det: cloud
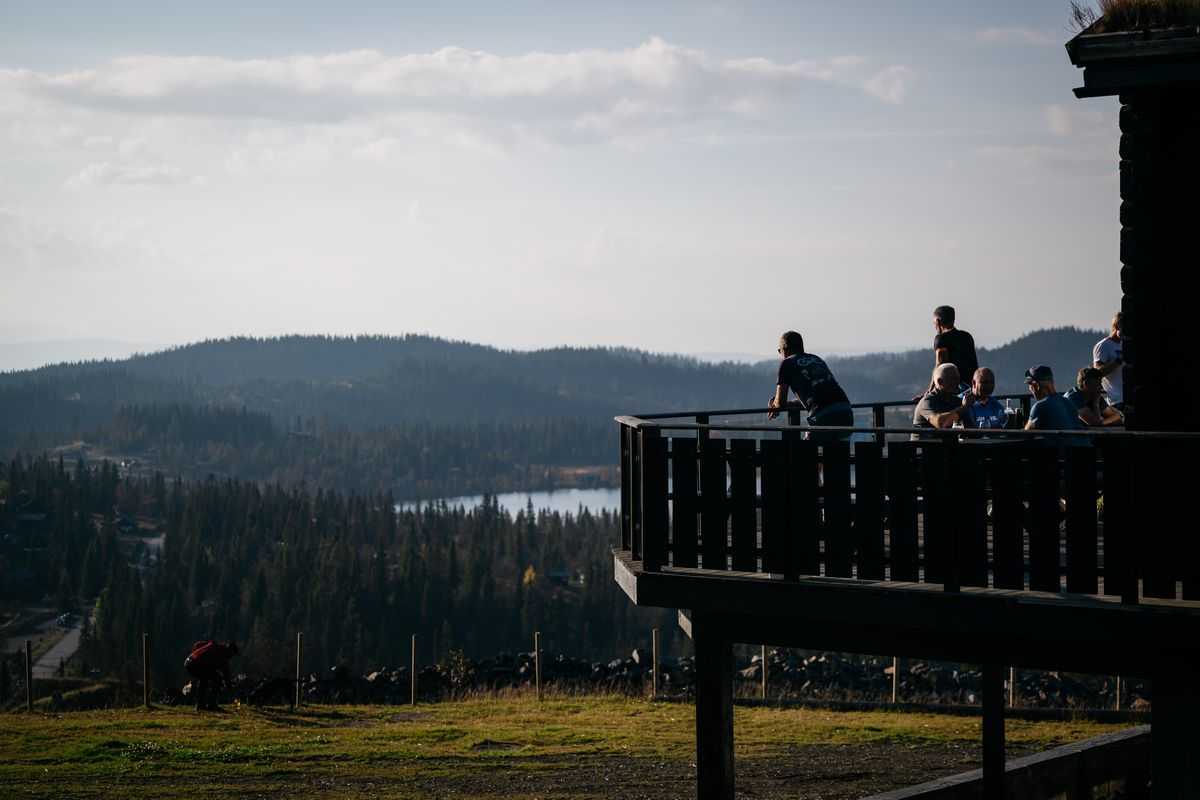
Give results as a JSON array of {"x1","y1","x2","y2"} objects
[
  {"x1": 862, "y1": 65, "x2": 915, "y2": 105},
  {"x1": 66, "y1": 161, "x2": 203, "y2": 188},
  {"x1": 2, "y1": 38, "x2": 913, "y2": 140},
  {"x1": 975, "y1": 27, "x2": 1058, "y2": 46}
]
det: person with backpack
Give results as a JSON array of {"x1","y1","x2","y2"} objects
[{"x1": 184, "y1": 640, "x2": 239, "y2": 711}]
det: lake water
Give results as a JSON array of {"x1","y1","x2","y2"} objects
[{"x1": 397, "y1": 487, "x2": 621, "y2": 516}]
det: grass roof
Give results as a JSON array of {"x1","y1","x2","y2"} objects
[{"x1": 1072, "y1": 0, "x2": 1200, "y2": 33}]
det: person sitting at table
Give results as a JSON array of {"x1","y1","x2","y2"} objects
[
  {"x1": 1024, "y1": 365, "x2": 1084, "y2": 433},
  {"x1": 1064, "y1": 367, "x2": 1123, "y2": 427},
  {"x1": 960, "y1": 367, "x2": 1007, "y2": 429},
  {"x1": 912, "y1": 363, "x2": 974, "y2": 437}
]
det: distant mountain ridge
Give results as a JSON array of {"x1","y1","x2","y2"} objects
[{"x1": 0, "y1": 328, "x2": 1106, "y2": 442}]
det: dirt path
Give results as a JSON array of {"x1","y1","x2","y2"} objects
[{"x1": 5, "y1": 743, "x2": 1037, "y2": 799}]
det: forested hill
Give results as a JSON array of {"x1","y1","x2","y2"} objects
[{"x1": 1, "y1": 328, "x2": 1106, "y2": 438}]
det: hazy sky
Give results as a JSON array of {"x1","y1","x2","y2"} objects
[{"x1": 0, "y1": 1, "x2": 1121, "y2": 360}]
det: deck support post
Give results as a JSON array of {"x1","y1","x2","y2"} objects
[
  {"x1": 1151, "y1": 662, "x2": 1200, "y2": 799},
  {"x1": 982, "y1": 663, "x2": 1005, "y2": 800},
  {"x1": 692, "y1": 612, "x2": 734, "y2": 800}
]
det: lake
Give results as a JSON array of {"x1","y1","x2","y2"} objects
[{"x1": 397, "y1": 487, "x2": 621, "y2": 516}]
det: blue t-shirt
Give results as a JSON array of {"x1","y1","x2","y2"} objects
[
  {"x1": 1029, "y1": 394, "x2": 1084, "y2": 431},
  {"x1": 961, "y1": 396, "x2": 1007, "y2": 429}
]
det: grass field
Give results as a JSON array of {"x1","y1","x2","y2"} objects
[{"x1": 1, "y1": 694, "x2": 1132, "y2": 799}]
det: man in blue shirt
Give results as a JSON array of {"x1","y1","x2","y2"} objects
[
  {"x1": 1024, "y1": 365, "x2": 1084, "y2": 432},
  {"x1": 960, "y1": 367, "x2": 1008, "y2": 429}
]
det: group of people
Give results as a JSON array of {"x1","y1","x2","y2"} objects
[{"x1": 769, "y1": 306, "x2": 1125, "y2": 438}]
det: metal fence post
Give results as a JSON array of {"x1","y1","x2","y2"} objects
[
  {"x1": 143, "y1": 634, "x2": 150, "y2": 708},
  {"x1": 25, "y1": 640, "x2": 33, "y2": 712},
  {"x1": 892, "y1": 656, "x2": 899, "y2": 704},
  {"x1": 760, "y1": 645, "x2": 768, "y2": 702},
  {"x1": 294, "y1": 632, "x2": 303, "y2": 710},
  {"x1": 1009, "y1": 667, "x2": 1016, "y2": 708},
  {"x1": 410, "y1": 634, "x2": 417, "y2": 706},
  {"x1": 534, "y1": 631, "x2": 542, "y2": 701}
]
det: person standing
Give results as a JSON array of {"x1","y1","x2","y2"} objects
[
  {"x1": 767, "y1": 331, "x2": 853, "y2": 433},
  {"x1": 1093, "y1": 312, "x2": 1123, "y2": 411},
  {"x1": 914, "y1": 306, "x2": 977, "y2": 400}
]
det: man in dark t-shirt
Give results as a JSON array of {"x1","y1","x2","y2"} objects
[
  {"x1": 915, "y1": 306, "x2": 977, "y2": 399},
  {"x1": 768, "y1": 330, "x2": 853, "y2": 434}
]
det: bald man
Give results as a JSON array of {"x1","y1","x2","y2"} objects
[
  {"x1": 912, "y1": 363, "x2": 974, "y2": 437},
  {"x1": 960, "y1": 367, "x2": 1008, "y2": 429}
]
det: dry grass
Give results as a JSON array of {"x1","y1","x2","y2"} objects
[
  {"x1": 1072, "y1": 0, "x2": 1200, "y2": 33},
  {"x1": 0, "y1": 697, "x2": 1132, "y2": 799}
]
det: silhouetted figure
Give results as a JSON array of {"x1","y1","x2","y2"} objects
[
  {"x1": 912, "y1": 364, "x2": 974, "y2": 437},
  {"x1": 184, "y1": 640, "x2": 238, "y2": 711},
  {"x1": 1024, "y1": 366, "x2": 1084, "y2": 433},
  {"x1": 767, "y1": 330, "x2": 853, "y2": 438},
  {"x1": 1065, "y1": 367, "x2": 1123, "y2": 427},
  {"x1": 915, "y1": 306, "x2": 977, "y2": 400}
]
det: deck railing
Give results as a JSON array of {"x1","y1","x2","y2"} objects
[{"x1": 616, "y1": 400, "x2": 1200, "y2": 605}]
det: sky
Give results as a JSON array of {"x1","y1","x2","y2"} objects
[{"x1": 0, "y1": 0, "x2": 1122, "y2": 363}]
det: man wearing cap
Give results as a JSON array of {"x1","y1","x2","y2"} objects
[
  {"x1": 912, "y1": 363, "x2": 974, "y2": 437},
  {"x1": 1065, "y1": 367, "x2": 1123, "y2": 427},
  {"x1": 1024, "y1": 366, "x2": 1084, "y2": 432}
]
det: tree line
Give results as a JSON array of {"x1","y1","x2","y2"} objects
[
  {"x1": 102, "y1": 404, "x2": 614, "y2": 499},
  {"x1": 0, "y1": 455, "x2": 674, "y2": 688}
]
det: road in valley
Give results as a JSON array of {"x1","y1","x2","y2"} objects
[{"x1": 33, "y1": 623, "x2": 82, "y2": 678}]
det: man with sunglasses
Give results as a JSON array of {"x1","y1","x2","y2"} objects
[{"x1": 767, "y1": 330, "x2": 853, "y2": 435}]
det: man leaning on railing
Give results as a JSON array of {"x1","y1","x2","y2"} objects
[{"x1": 767, "y1": 330, "x2": 853, "y2": 440}]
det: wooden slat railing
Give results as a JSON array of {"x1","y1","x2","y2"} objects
[{"x1": 617, "y1": 407, "x2": 1200, "y2": 606}]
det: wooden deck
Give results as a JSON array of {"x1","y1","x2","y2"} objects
[{"x1": 614, "y1": 409, "x2": 1200, "y2": 799}]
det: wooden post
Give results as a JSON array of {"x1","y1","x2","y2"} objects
[
  {"x1": 142, "y1": 634, "x2": 150, "y2": 708},
  {"x1": 410, "y1": 634, "x2": 417, "y2": 706},
  {"x1": 892, "y1": 657, "x2": 899, "y2": 704},
  {"x1": 760, "y1": 645, "x2": 767, "y2": 702},
  {"x1": 693, "y1": 613, "x2": 734, "y2": 800},
  {"x1": 1009, "y1": 667, "x2": 1015, "y2": 708},
  {"x1": 25, "y1": 639, "x2": 33, "y2": 712},
  {"x1": 982, "y1": 663, "x2": 1006, "y2": 800},
  {"x1": 651, "y1": 627, "x2": 659, "y2": 701},
  {"x1": 1152, "y1": 662, "x2": 1200, "y2": 798},
  {"x1": 534, "y1": 631, "x2": 542, "y2": 701},
  {"x1": 294, "y1": 632, "x2": 303, "y2": 710},
  {"x1": 1115, "y1": 675, "x2": 1122, "y2": 710}
]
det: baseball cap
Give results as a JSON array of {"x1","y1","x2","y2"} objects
[{"x1": 1025, "y1": 365, "x2": 1054, "y2": 384}]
